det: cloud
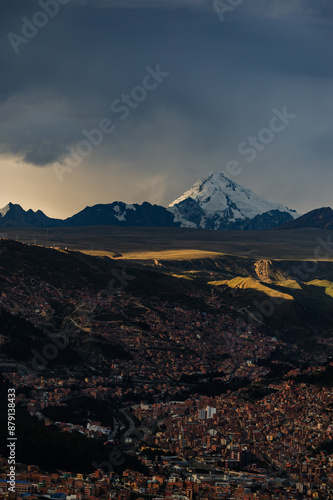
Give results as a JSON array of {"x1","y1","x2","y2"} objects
[
  {"x1": 1, "y1": 0, "x2": 333, "y2": 215},
  {"x1": 0, "y1": 92, "x2": 84, "y2": 166},
  {"x1": 73, "y1": 0, "x2": 211, "y2": 9},
  {"x1": 241, "y1": 0, "x2": 333, "y2": 19},
  {"x1": 74, "y1": 0, "x2": 333, "y2": 18}
]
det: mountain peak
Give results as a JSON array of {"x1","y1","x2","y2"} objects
[
  {"x1": 0, "y1": 202, "x2": 20, "y2": 218},
  {"x1": 0, "y1": 203, "x2": 63, "y2": 228},
  {"x1": 167, "y1": 171, "x2": 300, "y2": 230}
]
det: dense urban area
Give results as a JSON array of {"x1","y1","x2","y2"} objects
[{"x1": 0, "y1": 240, "x2": 333, "y2": 499}]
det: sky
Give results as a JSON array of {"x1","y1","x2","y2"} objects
[{"x1": 1, "y1": 0, "x2": 333, "y2": 219}]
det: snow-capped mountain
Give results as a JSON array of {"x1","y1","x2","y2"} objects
[{"x1": 167, "y1": 172, "x2": 300, "y2": 230}]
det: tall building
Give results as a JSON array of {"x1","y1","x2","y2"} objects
[{"x1": 206, "y1": 406, "x2": 217, "y2": 419}]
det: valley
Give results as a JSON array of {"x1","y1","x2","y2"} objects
[{"x1": 1, "y1": 227, "x2": 333, "y2": 497}]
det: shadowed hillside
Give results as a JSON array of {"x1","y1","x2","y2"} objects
[{"x1": 0, "y1": 238, "x2": 333, "y2": 370}]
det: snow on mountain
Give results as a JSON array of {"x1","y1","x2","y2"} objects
[
  {"x1": 167, "y1": 172, "x2": 300, "y2": 230},
  {"x1": 112, "y1": 203, "x2": 132, "y2": 221},
  {"x1": 0, "y1": 202, "x2": 63, "y2": 228},
  {"x1": 64, "y1": 201, "x2": 177, "y2": 227},
  {"x1": 0, "y1": 203, "x2": 11, "y2": 218}
]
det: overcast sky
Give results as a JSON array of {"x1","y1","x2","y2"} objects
[{"x1": 1, "y1": 0, "x2": 332, "y2": 218}]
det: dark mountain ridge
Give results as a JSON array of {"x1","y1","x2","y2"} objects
[
  {"x1": 278, "y1": 207, "x2": 333, "y2": 230},
  {"x1": 0, "y1": 201, "x2": 178, "y2": 229}
]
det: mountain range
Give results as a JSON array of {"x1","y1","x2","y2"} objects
[
  {"x1": 0, "y1": 202, "x2": 178, "y2": 229},
  {"x1": 1, "y1": 172, "x2": 329, "y2": 231}
]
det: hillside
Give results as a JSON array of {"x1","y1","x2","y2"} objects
[
  {"x1": 278, "y1": 207, "x2": 333, "y2": 230},
  {"x1": 1, "y1": 237, "x2": 333, "y2": 376}
]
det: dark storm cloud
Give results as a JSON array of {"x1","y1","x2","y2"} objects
[
  {"x1": 77, "y1": 0, "x2": 210, "y2": 8},
  {"x1": 1, "y1": 0, "x2": 333, "y2": 211}
]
